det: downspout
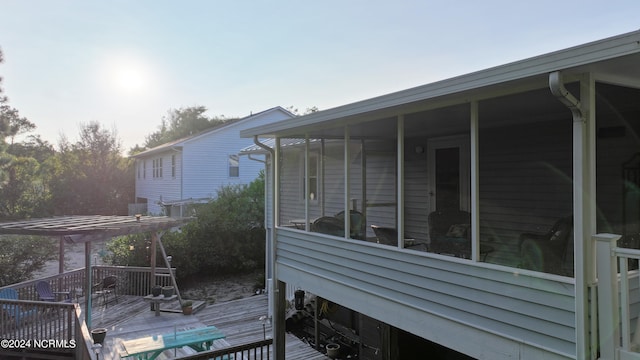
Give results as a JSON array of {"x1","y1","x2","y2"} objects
[
  {"x1": 549, "y1": 71, "x2": 582, "y2": 120},
  {"x1": 549, "y1": 71, "x2": 589, "y2": 359}
]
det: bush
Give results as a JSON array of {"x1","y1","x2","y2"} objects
[{"x1": 105, "y1": 172, "x2": 266, "y2": 280}]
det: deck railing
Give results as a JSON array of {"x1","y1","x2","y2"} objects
[
  {"x1": 174, "y1": 338, "x2": 274, "y2": 360},
  {"x1": 0, "y1": 298, "x2": 78, "y2": 358},
  {"x1": 0, "y1": 265, "x2": 175, "y2": 300},
  {"x1": 595, "y1": 233, "x2": 640, "y2": 360},
  {"x1": 0, "y1": 265, "x2": 175, "y2": 359}
]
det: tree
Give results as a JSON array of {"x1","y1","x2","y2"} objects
[
  {"x1": 143, "y1": 106, "x2": 228, "y2": 149},
  {"x1": 48, "y1": 122, "x2": 133, "y2": 215},
  {"x1": 0, "y1": 235, "x2": 58, "y2": 286}
]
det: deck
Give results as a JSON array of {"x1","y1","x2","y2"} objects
[{"x1": 89, "y1": 294, "x2": 327, "y2": 359}]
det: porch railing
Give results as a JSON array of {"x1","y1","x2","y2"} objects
[
  {"x1": 174, "y1": 338, "x2": 273, "y2": 360},
  {"x1": 595, "y1": 233, "x2": 640, "y2": 360}
]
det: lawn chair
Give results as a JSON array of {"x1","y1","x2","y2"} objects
[
  {"x1": 93, "y1": 275, "x2": 119, "y2": 307},
  {"x1": 36, "y1": 281, "x2": 72, "y2": 303},
  {"x1": 0, "y1": 288, "x2": 37, "y2": 327}
]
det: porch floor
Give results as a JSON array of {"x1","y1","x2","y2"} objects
[{"x1": 85, "y1": 294, "x2": 327, "y2": 359}]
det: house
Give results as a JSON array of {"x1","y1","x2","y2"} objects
[
  {"x1": 131, "y1": 106, "x2": 294, "y2": 215},
  {"x1": 240, "y1": 31, "x2": 640, "y2": 359}
]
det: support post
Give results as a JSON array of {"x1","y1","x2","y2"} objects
[
  {"x1": 595, "y1": 233, "x2": 621, "y2": 360},
  {"x1": 274, "y1": 280, "x2": 286, "y2": 360},
  {"x1": 397, "y1": 115, "x2": 405, "y2": 247},
  {"x1": 59, "y1": 236, "x2": 65, "y2": 274},
  {"x1": 150, "y1": 232, "x2": 158, "y2": 288},
  {"x1": 84, "y1": 241, "x2": 93, "y2": 329}
]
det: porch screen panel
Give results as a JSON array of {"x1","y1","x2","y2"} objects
[
  {"x1": 594, "y1": 82, "x2": 640, "y2": 239},
  {"x1": 478, "y1": 87, "x2": 573, "y2": 275}
]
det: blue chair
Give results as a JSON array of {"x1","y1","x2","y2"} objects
[
  {"x1": 0, "y1": 288, "x2": 37, "y2": 326},
  {"x1": 36, "y1": 281, "x2": 72, "y2": 303}
]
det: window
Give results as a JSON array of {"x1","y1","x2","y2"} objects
[
  {"x1": 171, "y1": 155, "x2": 176, "y2": 178},
  {"x1": 152, "y1": 158, "x2": 163, "y2": 178},
  {"x1": 143, "y1": 161, "x2": 146, "y2": 179},
  {"x1": 229, "y1": 154, "x2": 239, "y2": 177},
  {"x1": 302, "y1": 153, "x2": 319, "y2": 201}
]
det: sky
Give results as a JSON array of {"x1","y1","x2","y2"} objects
[{"x1": 0, "y1": 0, "x2": 638, "y2": 152}]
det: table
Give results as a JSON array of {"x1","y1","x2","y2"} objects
[
  {"x1": 119, "y1": 326, "x2": 225, "y2": 360},
  {"x1": 143, "y1": 294, "x2": 177, "y2": 316},
  {"x1": 289, "y1": 218, "x2": 319, "y2": 229}
]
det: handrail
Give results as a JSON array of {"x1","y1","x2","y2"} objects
[
  {"x1": 594, "y1": 233, "x2": 640, "y2": 360},
  {"x1": 174, "y1": 338, "x2": 273, "y2": 360}
]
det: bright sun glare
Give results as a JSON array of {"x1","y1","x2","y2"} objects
[
  {"x1": 114, "y1": 66, "x2": 145, "y2": 92},
  {"x1": 104, "y1": 55, "x2": 151, "y2": 94}
]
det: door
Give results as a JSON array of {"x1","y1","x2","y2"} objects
[{"x1": 427, "y1": 135, "x2": 470, "y2": 214}]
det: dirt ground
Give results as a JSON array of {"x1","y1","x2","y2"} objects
[{"x1": 34, "y1": 241, "x2": 262, "y2": 304}]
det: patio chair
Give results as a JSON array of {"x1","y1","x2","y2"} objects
[
  {"x1": 0, "y1": 288, "x2": 36, "y2": 326},
  {"x1": 335, "y1": 210, "x2": 366, "y2": 239},
  {"x1": 370, "y1": 225, "x2": 427, "y2": 250},
  {"x1": 93, "y1": 275, "x2": 119, "y2": 307},
  {"x1": 428, "y1": 210, "x2": 472, "y2": 257},
  {"x1": 519, "y1": 216, "x2": 573, "y2": 275},
  {"x1": 35, "y1": 281, "x2": 72, "y2": 303},
  {"x1": 310, "y1": 216, "x2": 345, "y2": 237}
]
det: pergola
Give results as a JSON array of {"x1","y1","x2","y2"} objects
[{"x1": 0, "y1": 215, "x2": 192, "y2": 328}]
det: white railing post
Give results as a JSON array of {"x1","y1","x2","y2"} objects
[{"x1": 595, "y1": 233, "x2": 622, "y2": 360}]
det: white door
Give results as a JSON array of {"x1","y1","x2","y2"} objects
[{"x1": 427, "y1": 135, "x2": 470, "y2": 215}]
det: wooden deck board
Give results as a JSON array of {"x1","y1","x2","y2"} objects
[{"x1": 85, "y1": 294, "x2": 327, "y2": 360}]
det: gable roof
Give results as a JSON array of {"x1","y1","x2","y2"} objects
[
  {"x1": 132, "y1": 106, "x2": 294, "y2": 158},
  {"x1": 241, "y1": 30, "x2": 640, "y2": 138}
]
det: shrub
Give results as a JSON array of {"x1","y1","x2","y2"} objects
[{"x1": 105, "y1": 172, "x2": 266, "y2": 280}]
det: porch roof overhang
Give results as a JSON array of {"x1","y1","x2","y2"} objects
[{"x1": 241, "y1": 30, "x2": 640, "y2": 139}]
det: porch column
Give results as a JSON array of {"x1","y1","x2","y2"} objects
[
  {"x1": 272, "y1": 137, "x2": 286, "y2": 360},
  {"x1": 305, "y1": 136, "x2": 310, "y2": 231},
  {"x1": 344, "y1": 126, "x2": 351, "y2": 238},
  {"x1": 573, "y1": 74, "x2": 596, "y2": 359},
  {"x1": 470, "y1": 101, "x2": 480, "y2": 260},
  {"x1": 397, "y1": 115, "x2": 405, "y2": 246}
]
